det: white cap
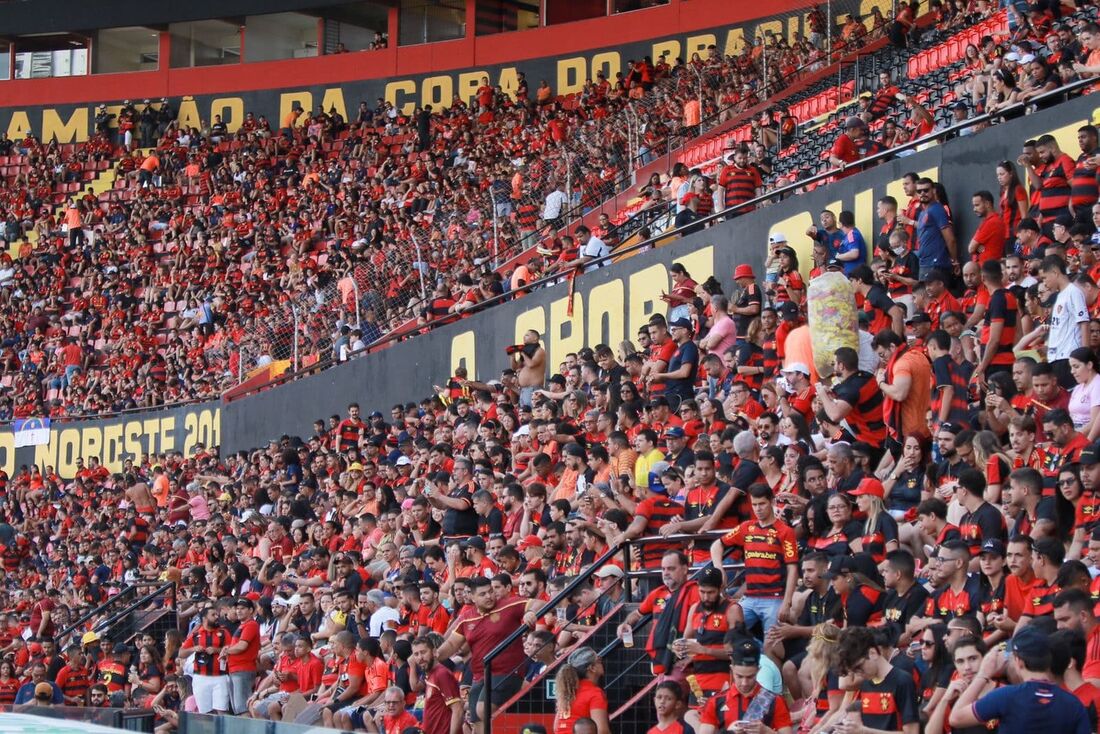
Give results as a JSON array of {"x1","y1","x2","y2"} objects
[
  {"x1": 782, "y1": 362, "x2": 811, "y2": 376},
  {"x1": 594, "y1": 565, "x2": 625, "y2": 579},
  {"x1": 1004, "y1": 52, "x2": 1020, "y2": 61},
  {"x1": 395, "y1": 456, "x2": 412, "y2": 466},
  {"x1": 1019, "y1": 53, "x2": 1036, "y2": 63},
  {"x1": 768, "y1": 232, "x2": 788, "y2": 244},
  {"x1": 514, "y1": 424, "x2": 531, "y2": 438}
]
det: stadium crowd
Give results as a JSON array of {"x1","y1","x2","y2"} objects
[
  {"x1": 0, "y1": 2, "x2": 925, "y2": 421},
  {"x1": 7, "y1": 3, "x2": 1100, "y2": 734}
]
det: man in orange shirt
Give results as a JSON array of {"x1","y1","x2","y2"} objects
[
  {"x1": 333, "y1": 637, "x2": 389, "y2": 730},
  {"x1": 137, "y1": 153, "x2": 159, "y2": 188},
  {"x1": 968, "y1": 190, "x2": 1008, "y2": 263}
]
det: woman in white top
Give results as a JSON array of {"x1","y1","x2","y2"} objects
[{"x1": 1068, "y1": 347, "x2": 1100, "y2": 440}]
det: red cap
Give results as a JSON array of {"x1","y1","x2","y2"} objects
[
  {"x1": 850, "y1": 477, "x2": 885, "y2": 499},
  {"x1": 733, "y1": 264, "x2": 756, "y2": 280},
  {"x1": 517, "y1": 535, "x2": 543, "y2": 551}
]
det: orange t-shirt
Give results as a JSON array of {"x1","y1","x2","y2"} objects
[{"x1": 153, "y1": 474, "x2": 171, "y2": 507}]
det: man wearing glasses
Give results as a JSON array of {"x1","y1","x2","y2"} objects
[
  {"x1": 907, "y1": 540, "x2": 984, "y2": 643},
  {"x1": 365, "y1": 686, "x2": 418, "y2": 734},
  {"x1": 914, "y1": 176, "x2": 958, "y2": 279}
]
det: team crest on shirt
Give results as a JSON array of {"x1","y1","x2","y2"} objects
[{"x1": 490, "y1": 612, "x2": 500, "y2": 622}]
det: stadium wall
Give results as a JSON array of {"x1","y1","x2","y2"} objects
[
  {"x1": 10, "y1": 91, "x2": 1100, "y2": 478},
  {"x1": 1, "y1": 0, "x2": 870, "y2": 141}
]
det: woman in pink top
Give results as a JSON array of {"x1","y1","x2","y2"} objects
[{"x1": 1069, "y1": 347, "x2": 1100, "y2": 440}]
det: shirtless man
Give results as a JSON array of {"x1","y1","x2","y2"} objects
[
  {"x1": 512, "y1": 329, "x2": 546, "y2": 409},
  {"x1": 125, "y1": 474, "x2": 157, "y2": 516}
]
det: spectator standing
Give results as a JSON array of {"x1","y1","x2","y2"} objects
[
  {"x1": 179, "y1": 606, "x2": 231, "y2": 715},
  {"x1": 1042, "y1": 254, "x2": 1090, "y2": 388},
  {"x1": 915, "y1": 178, "x2": 959, "y2": 278}
]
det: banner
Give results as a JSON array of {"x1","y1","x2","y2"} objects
[{"x1": 13, "y1": 418, "x2": 50, "y2": 448}]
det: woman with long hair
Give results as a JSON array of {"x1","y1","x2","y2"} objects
[
  {"x1": 735, "y1": 317, "x2": 767, "y2": 393},
  {"x1": 797, "y1": 622, "x2": 842, "y2": 731},
  {"x1": 699, "y1": 397, "x2": 728, "y2": 435},
  {"x1": 1070, "y1": 346, "x2": 1100, "y2": 440},
  {"x1": 881, "y1": 434, "x2": 929, "y2": 518},
  {"x1": 917, "y1": 623, "x2": 953, "y2": 717},
  {"x1": 0, "y1": 660, "x2": 18, "y2": 705},
  {"x1": 851, "y1": 481, "x2": 899, "y2": 563},
  {"x1": 553, "y1": 647, "x2": 611, "y2": 734},
  {"x1": 1058, "y1": 463, "x2": 1091, "y2": 559},
  {"x1": 778, "y1": 412, "x2": 814, "y2": 453},
  {"x1": 971, "y1": 430, "x2": 1012, "y2": 504},
  {"x1": 996, "y1": 160, "x2": 1027, "y2": 241},
  {"x1": 162, "y1": 629, "x2": 182, "y2": 676},
  {"x1": 129, "y1": 643, "x2": 164, "y2": 704},
  {"x1": 759, "y1": 446, "x2": 788, "y2": 494},
  {"x1": 829, "y1": 553, "x2": 886, "y2": 627}
]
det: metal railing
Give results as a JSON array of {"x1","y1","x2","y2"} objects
[{"x1": 482, "y1": 529, "x2": 744, "y2": 734}]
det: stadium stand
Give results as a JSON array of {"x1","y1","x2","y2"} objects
[{"x1": 9, "y1": 2, "x2": 1100, "y2": 734}]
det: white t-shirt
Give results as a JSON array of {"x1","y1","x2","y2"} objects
[
  {"x1": 1048, "y1": 283, "x2": 1089, "y2": 361},
  {"x1": 369, "y1": 605, "x2": 401, "y2": 637},
  {"x1": 580, "y1": 235, "x2": 610, "y2": 272},
  {"x1": 543, "y1": 190, "x2": 567, "y2": 220}
]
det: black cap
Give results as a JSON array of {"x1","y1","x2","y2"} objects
[
  {"x1": 730, "y1": 638, "x2": 761, "y2": 666},
  {"x1": 777, "y1": 301, "x2": 799, "y2": 319},
  {"x1": 1011, "y1": 625, "x2": 1049, "y2": 659},
  {"x1": 462, "y1": 536, "x2": 486, "y2": 551},
  {"x1": 1080, "y1": 441, "x2": 1100, "y2": 466},
  {"x1": 112, "y1": 643, "x2": 130, "y2": 654},
  {"x1": 906, "y1": 313, "x2": 932, "y2": 325},
  {"x1": 824, "y1": 556, "x2": 858, "y2": 579},
  {"x1": 980, "y1": 539, "x2": 1006, "y2": 557},
  {"x1": 698, "y1": 567, "x2": 725, "y2": 588}
]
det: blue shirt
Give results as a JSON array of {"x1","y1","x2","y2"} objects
[
  {"x1": 813, "y1": 227, "x2": 845, "y2": 259},
  {"x1": 916, "y1": 202, "x2": 952, "y2": 271},
  {"x1": 836, "y1": 228, "x2": 866, "y2": 276},
  {"x1": 973, "y1": 680, "x2": 1090, "y2": 734},
  {"x1": 15, "y1": 681, "x2": 63, "y2": 705}
]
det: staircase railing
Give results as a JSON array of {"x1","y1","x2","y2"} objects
[
  {"x1": 483, "y1": 530, "x2": 743, "y2": 734},
  {"x1": 58, "y1": 581, "x2": 176, "y2": 647}
]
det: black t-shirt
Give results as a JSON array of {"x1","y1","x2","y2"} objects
[
  {"x1": 882, "y1": 584, "x2": 930, "y2": 646},
  {"x1": 478, "y1": 507, "x2": 504, "y2": 537},
  {"x1": 728, "y1": 460, "x2": 762, "y2": 521},
  {"x1": 442, "y1": 483, "x2": 479, "y2": 538},
  {"x1": 798, "y1": 587, "x2": 840, "y2": 627},
  {"x1": 734, "y1": 284, "x2": 762, "y2": 338},
  {"x1": 666, "y1": 340, "x2": 699, "y2": 402},
  {"x1": 858, "y1": 665, "x2": 920, "y2": 732}
]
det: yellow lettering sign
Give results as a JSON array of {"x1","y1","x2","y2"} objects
[
  {"x1": 41, "y1": 107, "x2": 88, "y2": 144},
  {"x1": 210, "y1": 97, "x2": 244, "y2": 133}
]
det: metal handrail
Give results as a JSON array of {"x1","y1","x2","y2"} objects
[
  {"x1": 84, "y1": 581, "x2": 176, "y2": 641},
  {"x1": 56, "y1": 584, "x2": 139, "y2": 645},
  {"x1": 482, "y1": 530, "x2": 744, "y2": 734},
  {"x1": 232, "y1": 71, "x2": 1097, "y2": 406}
]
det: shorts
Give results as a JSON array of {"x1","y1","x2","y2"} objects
[
  {"x1": 192, "y1": 674, "x2": 230, "y2": 713},
  {"x1": 349, "y1": 706, "x2": 370, "y2": 729},
  {"x1": 467, "y1": 675, "x2": 522, "y2": 722},
  {"x1": 519, "y1": 385, "x2": 536, "y2": 409},
  {"x1": 254, "y1": 691, "x2": 290, "y2": 718},
  {"x1": 227, "y1": 671, "x2": 256, "y2": 714}
]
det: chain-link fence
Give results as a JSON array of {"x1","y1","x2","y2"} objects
[{"x1": 234, "y1": 1, "x2": 916, "y2": 385}]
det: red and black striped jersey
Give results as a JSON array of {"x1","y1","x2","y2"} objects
[
  {"x1": 981, "y1": 287, "x2": 1018, "y2": 368},
  {"x1": 833, "y1": 371, "x2": 887, "y2": 445},
  {"x1": 924, "y1": 575, "x2": 984, "y2": 621},
  {"x1": 718, "y1": 518, "x2": 798, "y2": 598}
]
